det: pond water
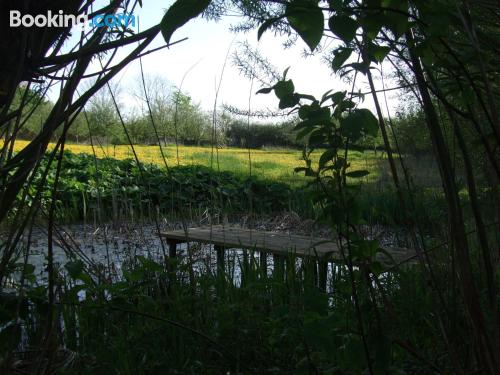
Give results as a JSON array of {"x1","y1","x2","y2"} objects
[
  {"x1": 2, "y1": 218, "x2": 405, "y2": 291},
  {"x1": 3, "y1": 222, "x2": 283, "y2": 288}
]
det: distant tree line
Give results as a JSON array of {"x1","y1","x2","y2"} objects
[{"x1": 12, "y1": 82, "x2": 438, "y2": 154}]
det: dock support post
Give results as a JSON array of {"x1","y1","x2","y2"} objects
[
  {"x1": 166, "y1": 240, "x2": 179, "y2": 292},
  {"x1": 318, "y1": 260, "x2": 328, "y2": 291},
  {"x1": 285, "y1": 256, "x2": 296, "y2": 282},
  {"x1": 167, "y1": 240, "x2": 178, "y2": 259},
  {"x1": 303, "y1": 257, "x2": 315, "y2": 286},
  {"x1": 273, "y1": 254, "x2": 284, "y2": 281},
  {"x1": 215, "y1": 245, "x2": 225, "y2": 279},
  {"x1": 260, "y1": 251, "x2": 267, "y2": 277},
  {"x1": 215, "y1": 245, "x2": 225, "y2": 296},
  {"x1": 242, "y1": 250, "x2": 249, "y2": 285}
]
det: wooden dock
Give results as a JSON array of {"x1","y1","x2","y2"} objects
[{"x1": 160, "y1": 226, "x2": 415, "y2": 289}]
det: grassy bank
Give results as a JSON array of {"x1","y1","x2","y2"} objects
[
  {"x1": 5, "y1": 140, "x2": 453, "y2": 227},
  {"x1": 4, "y1": 150, "x2": 449, "y2": 230}
]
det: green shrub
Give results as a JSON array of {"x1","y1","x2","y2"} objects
[{"x1": 27, "y1": 152, "x2": 294, "y2": 221}]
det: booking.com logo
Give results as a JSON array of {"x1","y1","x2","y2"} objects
[{"x1": 9, "y1": 10, "x2": 136, "y2": 30}]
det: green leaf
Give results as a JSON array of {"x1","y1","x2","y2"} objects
[
  {"x1": 334, "y1": 99, "x2": 355, "y2": 116},
  {"x1": 308, "y1": 129, "x2": 327, "y2": 146},
  {"x1": 367, "y1": 43, "x2": 391, "y2": 63},
  {"x1": 298, "y1": 105, "x2": 312, "y2": 120},
  {"x1": 256, "y1": 87, "x2": 273, "y2": 95},
  {"x1": 309, "y1": 106, "x2": 331, "y2": 123},
  {"x1": 274, "y1": 80, "x2": 295, "y2": 100},
  {"x1": 160, "y1": 0, "x2": 211, "y2": 44},
  {"x1": 257, "y1": 17, "x2": 280, "y2": 41},
  {"x1": 283, "y1": 66, "x2": 290, "y2": 79},
  {"x1": 286, "y1": 0, "x2": 325, "y2": 51},
  {"x1": 328, "y1": 15, "x2": 358, "y2": 44},
  {"x1": 279, "y1": 94, "x2": 300, "y2": 109},
  {"x1": 294, "y1": 167, "x2": 316, "y2": 177},
  {"x1": 294, "y1": 167, "x2": 309, "y2": 173},
  {"x1": 137, "y1": 256, "x2": 163, "y2": 272},
  {"x1": 321, "y1": 89, "x2": 333, "y2": 101},
  {"x1": 23, "y1": 263, "x2": 35, "y2": 275},
  {"x1": 382, "y1": 0, "x2": 409, "y2": 37},
  {"x1": 319, "y1": 149, "x2": 336, "y2": 168},
  {"x1": 361, "y1": 14, "x2": 383, "y2": 40},
  {"x1": 299, "y1": 101, "x2": 331, "y2": 123},
  {"x1": 334, "y1": 157, "x2": 346, "y2": 170},
  {"x1": 294, "y1": 118, "x2": 316, "y2": 131},
  {"x1": 357, "y1": 108, "x2": 379, "y2": 137},
  {"x1": 322, "y1": 90, "x2": 346, "y2": 105},
  {"x1": 386, "y1": 14, "x2": 408, "y2": 38},
  {"x1": 331, "y1": 48, "x2": 352, "y2": 71},
  {"x1": 296, "y1": 125, "x2": 314, "y2": 140},
  {"x1": 328, "y1": 0, "x2": 343, "y2": 11},
  {"x1": 340, "y1": 108, "x2": 379, "y2": 141},
  {"x1": 346, "y1": 170, "x2": 370, "y2": 178},
  {"x1": 295, "y1": 93, "x2": 316, "y2": 101},
  {"x1": 65, "y1": 260, "x2": 85, "y2": 279},
  {"x1": 345, "y1": 62, "x2": 371, "y2": 74}
]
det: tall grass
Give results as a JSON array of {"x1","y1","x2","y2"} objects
[{"x1": 1, "y1": 236, "x2": 447, "y2": 374}]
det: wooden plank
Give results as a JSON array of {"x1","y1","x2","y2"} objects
[
  {"x1": 160, "y1": 226, "x2": 415, "y2": 265},
  {"x1": 215, "y1": 245, "x2": 225, "y2": 277},
  {"x1": 167, "y1": 239, "x2": 178, "y2": 258}
]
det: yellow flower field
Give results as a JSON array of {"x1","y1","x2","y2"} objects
[{"x1": 9, "y1": 140, "x2": 380, "y2": 185}]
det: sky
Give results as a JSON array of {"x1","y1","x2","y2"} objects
[{"x1": 50, "y1": 1, "x2": 400, "y2": 120}]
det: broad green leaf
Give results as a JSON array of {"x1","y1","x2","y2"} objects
[
  {"x1": 296, "y1": 126, "x2": 313, "y2": 141},
  {"x1": 65, "y1": 260, "x2": 85, "y2": 279},
  {"x1": 308, "y1": 106, "x2": 331, "y2": 123},
  {"x1": 23, "y1": 263, "x2": 35, "y2": 275},
  {"x1": 298, "y1": 104, "x2": 312, "y2": 120},
  {"x1": 286, "y1": 0, "x2": 325, "y2": 51},
  {"x1": 256, "y1": 87, "x2": 273, "y2": 95},
  {"x1": 274, "y1": 80, "x2": 295, "y2": 100},
  {"x1": 295, "y1": 167, "x2": 316, "y2": 177},
  {"x1": 299, "y1": 101, "x2": 331, "y2": 121},
  {"x1": 322, "y1": 90, "x2": 346, "y2": 105},
  {"x1": 331, "y1": 48, "x2": 352, "y2": 71},
  {"x1": 386, "y1": 14, "x2": 409, "y2": 38},
  {"x1": 382, "y1": 0, "x2": 409, "y2": 37},
  {"x1": 361, "y1": 14, "x2": 383, "y2": 40},
  {"x1": 367, "y1": 43, "x2": 391, "y2": 63},
  {"x1": 334, "y1": 157, "x2": 346, "y2": 170},
  {"x1": 137, "y1": 255, "x2": 163, "y2": 272},
  {"x1": 279, "y1": 94, "x2": 300, "y2": 109},
  {"x1": 328, "y1": 0, "x2": 343, "y2": 11},
  {"x1": 295, "y1": 93, "x2": 316, "y2": 101},
  {"x1": 340, "y1": 108, "x2": 379, "y2": 141},
  {"x1": 319, "y1": 149, "x2": 336, "y2": 168},
  {"x1": 334, "y1": 99, "x2": 355, "y2": 116},
  {"x1": 321, "y1": 89, "x2": 333, "y2": 102},
  {"x1": 294, "y1": 118, "x2": 316, "y2": 130},
  {"x1": 294, "y1": 166, "x2": 309, "y2": 173},
  {"x1": 346, "y1": 170, "x2": 370, "y2": 178},
  {"x1": 308, "y1": 129, "x2": 327, "y2": 146},
  {"x1": 328, "y1": 15, "x2": 358, "y2": 44},
  {"x1": 160, "y1": 0, "x2": 211, "y2": 44},
  {"x1": 345, "y1": 61, "x2": 370, "y2": 74},
  {"x1": 283, "y1": 66, "x2": 290, "y2": 79},
  {"x1": 257, "y1": 17, "x2": 280, "y2": 41},
  {"x1": 356, "y1": 108, "x2": 379, "y2": 137}
]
